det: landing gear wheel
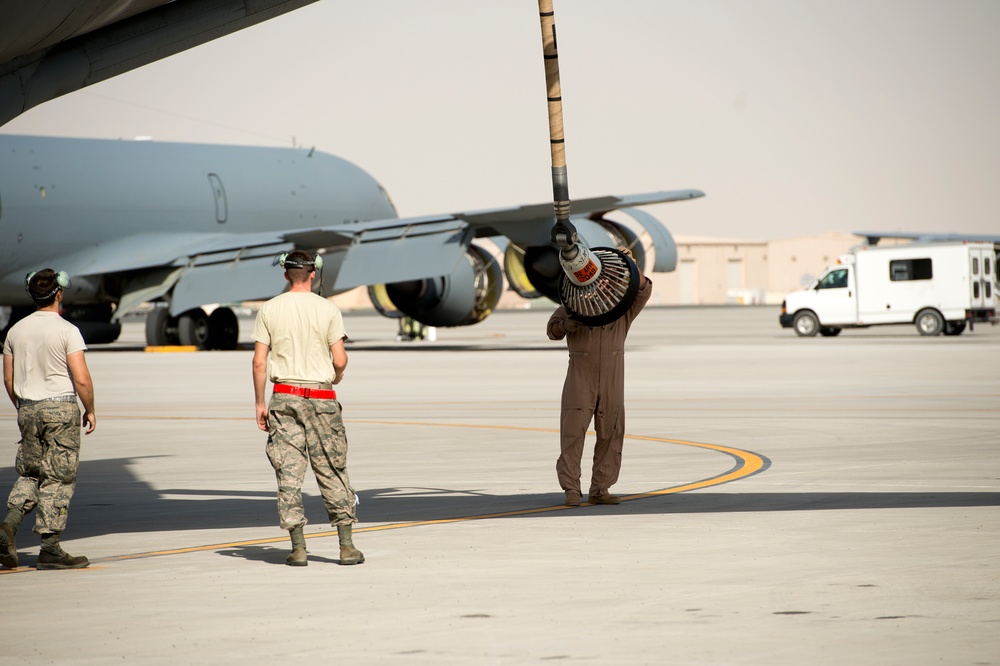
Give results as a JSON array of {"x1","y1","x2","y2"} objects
[
  {"x1": 208, "y1": 307, "x2": 239, "y2": 350},
  {"x1": 145, "y1": 307, "x2": 179, "y2": 346},
  {"x1": 915, "y1": 308, "x2": 944, "y2": 336},
  {"x1": 177, "y1": 308, "x2": 210, "y2": 348},
  {"x1": 793, "y1": 311, "x2": 819, "y2": 337}
]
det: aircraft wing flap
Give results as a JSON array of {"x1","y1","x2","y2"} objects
[
  {"x1": 331, "y1": 219, "x2": 474, "y2": 290},
  {"x1": 451, "y1": 189, "x2": 705, "y2": 245},
  {"x1": 168, "y1": 217, "x2": 474, "y2": 310},
  {"x1": 283, "y1": 216, "x2": 465, "y2": 248}
]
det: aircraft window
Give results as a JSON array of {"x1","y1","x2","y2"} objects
[
  {"x1": 972, "y1": 257, "x2": 979, "y2": 275},
  {"x1": 984, "y1": 256, "x2": 992, "y2": 276},
  {"x1": 889, "y1": 258, "x2": 932, "y2": 281},
  {"x1": 817, "y1": 268, "x2": 848, "y2": 289}
]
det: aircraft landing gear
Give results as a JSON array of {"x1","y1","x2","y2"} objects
[
  {"x1": 145, "y1": 306, "x2": 240, "y2": 350},
  {"x1": 145, "y1": 307, "x2": 179, "y2": 346}
]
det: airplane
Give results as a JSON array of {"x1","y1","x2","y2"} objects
[
  {"x1": 0, "y1": 0, "x2": 325, "y2": 127},
  {"x1": 0, "y1": 133, "x2": 703, "y2": 348}
]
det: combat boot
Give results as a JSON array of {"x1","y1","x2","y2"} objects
[
  {"x1": 588, "y1": 492, "x2": 621, "y2": 505},
  {"x1": 337, "y1": 524, "x2": 365, "y2": 565},
  {"x1": 286, "y1": 547, "x2": 307, "y2": 567},
  {"x1": 0, "y1": 522, "x2": 17, "y2": 569},
  {"x1": 286, "y1": 525, "x2": 308, "y2": 567},
  {"x1": 38, "y1": 533, "x2": 89, "y2": 570}
]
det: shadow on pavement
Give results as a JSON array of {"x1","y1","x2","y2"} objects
[{"x1": 2, "y1": 458, "x2": 999, "y2": 543}]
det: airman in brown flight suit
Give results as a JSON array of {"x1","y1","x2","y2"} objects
[{"x1": 547, "y1": 267, "x2": 651, "y2": 507}]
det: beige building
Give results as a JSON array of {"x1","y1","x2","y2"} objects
[
  {"x1": 651, "y1": 232, "x2": 862, "y2": 306},
  {"x1": 330, "y1": 232, "x2": 866, "y2": 313}
]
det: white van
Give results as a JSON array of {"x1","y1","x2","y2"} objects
[{"x1": 779, "y1": 241, "x2": 997, "y2": 336}]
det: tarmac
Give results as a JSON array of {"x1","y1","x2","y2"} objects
[{"x1": 1, "y1": 305, "x2": 998, "y2": 665}]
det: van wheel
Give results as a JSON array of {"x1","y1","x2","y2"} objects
[
  {"x1": 944, "y1": 321, "x2": 966, "y2": 336},
  {"x1": 819, "y1": 327, "x2": 842, "y2": 337},
  {"x1": 793, "y1": 311, "x2": 820, "y2": 337},
  {"x1": 915, "y1": 309, "x2": 944, "y2": 336}
]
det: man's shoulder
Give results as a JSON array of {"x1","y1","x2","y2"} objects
[
  {"x1": 9, "y1": 311, "x2": 76, "y2": 333},
  {"x1": 260, "y1": 292, "x2": 341, "y2": 318},
  {"x1": 5, "y1": 312, "x2": 82, "y2": 348}
]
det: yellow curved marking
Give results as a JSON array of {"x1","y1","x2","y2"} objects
[{"x1": 0, "y1": 421, "x2": 768, "y2": 571}]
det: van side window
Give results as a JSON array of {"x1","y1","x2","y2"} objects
[
  {"x1": 817, "y1": 268, "x2": 848, "y2": 289},
  {"x1": 889, "y1": 258, "x2": 932, "y2": 281}
]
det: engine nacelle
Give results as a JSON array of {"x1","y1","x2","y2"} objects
[
  {"x1": 368, "y1": 244, "x2": 502, "y2": 327},
  {"x1": 504, "y1": 210, "x2": 673, "y2": 303}
]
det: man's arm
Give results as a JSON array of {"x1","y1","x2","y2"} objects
[
  {"x1": 252, "y1": 342, "x2": 270, "y2": 432},
  {"x1": 3, "y1": 353, "x2": 15, "y2": 407},
  {"x1": 67, "y1": 351, "x2": 96, "y2": 434},
  {"x1": 546, "y1": 306, "x2": 579, "y2": 340},
  {"x1": 330, "y1": 339, "x2": 348, "y2": 385}
]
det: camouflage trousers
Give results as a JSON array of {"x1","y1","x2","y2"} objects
[
  {"x1": 265, "y1": 393, "x2": 357, "y2": 530},
  {"x1": 6, "y1": 401, "x2": 81, "y2": 535}
]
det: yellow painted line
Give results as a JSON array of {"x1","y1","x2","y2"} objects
[
  {"x1": 143, "y1": 345, "x2": 199, "y2": 353},
  {"x1": 0, "y1": 421, "x2": 769, "y2": 573}
]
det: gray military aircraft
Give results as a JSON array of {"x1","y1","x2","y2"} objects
[{"x1": 0, "y1": 134, "x2": 702, "y2": 348}]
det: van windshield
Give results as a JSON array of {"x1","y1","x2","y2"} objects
[{"x1": 817, "y1": 269, "x2": 849, "y2": 289}]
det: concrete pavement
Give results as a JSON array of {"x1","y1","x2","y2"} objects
[{"x1": 1, "y1": 306, "x2": 997, "y2": 665}]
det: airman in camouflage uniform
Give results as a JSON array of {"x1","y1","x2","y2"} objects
[
  {"x1": 2, "y1": 269, "x2": 96, "y2": 570},
  {"x1": 265, "y1": 393, "x2": 355, "y2": 531},
  {"x1": 252, "y1": 250, "x2": 363, "y2": 567}
]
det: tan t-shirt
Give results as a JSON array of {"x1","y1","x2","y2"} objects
[
  {"x1": 2, "y1": 311, "x2": 87, "y2": 401},
  {"x1": 252, "y1": 292, "x2": 346, "y2": 384}
]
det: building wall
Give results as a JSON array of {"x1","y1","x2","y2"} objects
[{"x1": 764, "y1": 232, "x2": 861, "y2": 302}]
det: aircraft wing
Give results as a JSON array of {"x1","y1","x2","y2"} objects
[
  {"x1": 0, "y1": 0, "x2": 322, "y2": 126},
  {"x1": 41, "y1": 189, "x2": 701, "y2": 319},
  {"x1": 41, "y1": 217, "x2": 473, "y2": 318},
  {"x1": 455, "y1": 189, "x2": 705, "y2": 245}
]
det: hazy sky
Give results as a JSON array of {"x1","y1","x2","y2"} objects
[{"x1": 4, "y1": 0, "x2": 998, "y2": 240}]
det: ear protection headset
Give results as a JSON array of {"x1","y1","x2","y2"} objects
[
  {"x1": 273, "y1": 252, "x2": 323, "y2": 271},
  {"x1": 274, "y1": 251, "x2": 326, "y2": 296},
  {"x1": 24, "y1": 271, "x2": 71, "y2": 302}
]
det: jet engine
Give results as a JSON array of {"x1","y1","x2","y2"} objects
[
  {"x1": 504, "y1": 214, "x2": 661, "y2": 304},
  {"x1": 368, "y1": 244, "x2": 502, "y2": 327}
]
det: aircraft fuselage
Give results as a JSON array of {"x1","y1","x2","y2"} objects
[{"x1": 0, "y1": 134, "x2": 396, "y2": 305}]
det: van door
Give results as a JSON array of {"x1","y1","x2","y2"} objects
[
  {"x1": 813, "y1": 266, "x2": 857, "y2": 325},
  {"x1": 970, "y1": 247, "x2": 993, "y2": 309}
]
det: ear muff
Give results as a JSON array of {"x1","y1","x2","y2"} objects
[
  {"x1": 273, "y1": 252, "x2": 323, "y2": 271},
  {"x1": 24, "y1": 270, "x2": 71, "y2": 301}
]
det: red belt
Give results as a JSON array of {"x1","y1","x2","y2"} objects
[{"x1": 273, "y1": 383, "x2": 337, "y2": 400}]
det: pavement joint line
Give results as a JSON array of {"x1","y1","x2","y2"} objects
[{"x1": 0, "y1": 423, "x2": 769, "y2": 574}]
